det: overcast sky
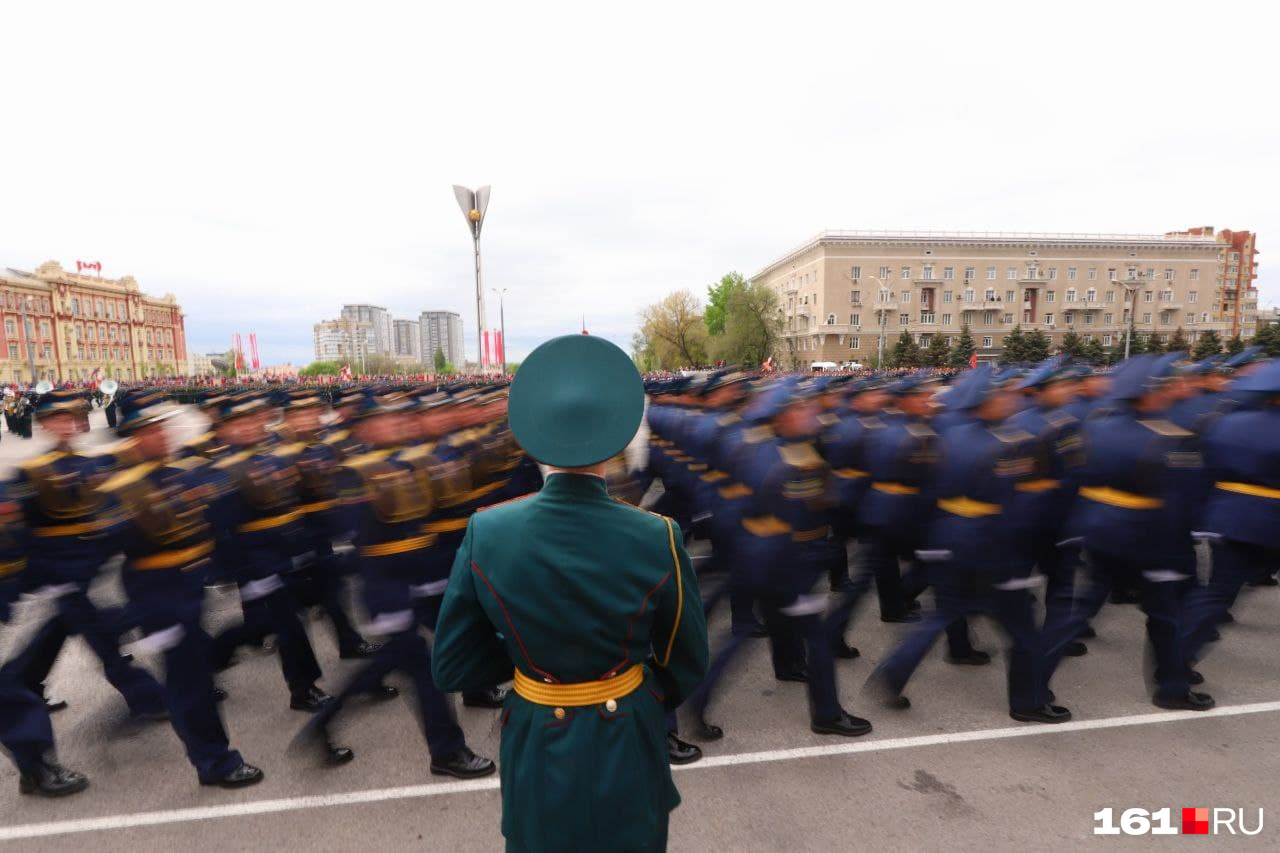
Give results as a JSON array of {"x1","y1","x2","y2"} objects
[{"x1": 2, "y1": 1, "x2": 1275, "y2": 366}]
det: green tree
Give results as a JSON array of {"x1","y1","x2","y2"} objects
[
  {"x1": 1192, "y1": 329, "x2": 1222, "y2": 360},
  {"x1": 1060, "y1": 330, "x2": 1084, "y2": 358},
  {"x1": 1225, "y1": 334, "x2": 1246, "y2": 356},
  {"x1": 433, "y1": 347, "x2": 447, "y2": 373},
  {"x1": 1081, "y1": 337, "x2": 1106, "y2": 365},
  {"x1": 1124, "y1": 325, "x2": 1146, "y2": 356},
  {"x1": 1167, "y1": 327, "x2": 1189, "y2": 353},
  {"x1": 1001, "y1": 325, "x2": 1027, "y2": 364},
  {"x1": 947, "y1": 324, "x2": 975, "y2": 368},
  {"x1": 922, "y1": 333, "x2": 950, "y2": 367},
  {"x1": 1252, "y1": 325, "x2": 1280, "y2": 357},
  {"x1": 1024, "y1": 329, "x2": 1051, "y2": 362},
  {"x1": 300, "y1": 360, "x2": 342, "y2": 377},
  {"x1": 889, "y1": 330, "x2": 920, "y2": 368},
  {"x1": 704, "y1": 272, "x2": 746, "y2": 337},
  {"x1": 1144, "y1": 333, "x2": 1166, "y2": 355},
  {"x1": 711, "y1": 279, "x2": 784, "y2": 367}
]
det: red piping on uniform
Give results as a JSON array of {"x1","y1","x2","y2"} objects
[
  {"x1": 600, "y1": 572, "x2": 670, "y2": 679},
  {"x1": 470, "y1": 560, "x2": 560, "y2": 683}
]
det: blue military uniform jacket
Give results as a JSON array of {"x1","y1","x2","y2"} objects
[{"x1": 1200, "y1": 404, "x2": 1280, "y2": 548}]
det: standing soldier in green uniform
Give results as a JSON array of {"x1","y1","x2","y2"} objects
[{"x1": 434, "y1": 334, "x2": 709, "y2": 853}]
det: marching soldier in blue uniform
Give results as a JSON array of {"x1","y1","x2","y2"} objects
[
  {"x1": 205, "y1": 393, "x2": 334, "y2": 712},
  {"x1": 1052, "y1": 355, "x2": 1213, "y2": 711},
  {"x1": 297, "y1": 391, "x2": 496, "y2": 778},
  {"x1": 870, "y1": 366, "x2": 1069, "y2": 722},
  {"x1": 97, "y1": 390, "x2": 265, "y2": 787},
  {"x1": 1, "y1": 477, "x2": 89, "y2": 797},
  {"x1": 1182, "y1": 358, "x2": 1280, "y2": 667},
  {"x1": 433, "y1": 334, "x2": 708, "y2": 852},
  {"x1": 0, "y1": 389, "x2": 168, "y2": 720}
]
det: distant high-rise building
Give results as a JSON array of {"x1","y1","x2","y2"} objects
[
  {"x1": 340, "y1": 304, "x2": 393, "y2": 355},
  {"x1": 314, "y1": 318, "x2": 374, "y2": 366},
  {"x1": 419, "y1": 310, "x2": 464, "y2": 368},
  {"x1": 1166, "y1": 227, "x2": 1260, "y2": 338},
  {"x1": 393, "y1": 318, "x2": 421, "y2": 360}
]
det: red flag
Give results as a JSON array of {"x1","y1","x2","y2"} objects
[
  {"x1": 249, "y1": 333, "x2": 260, "y2": 370},
  {"x1": 968, "y1": 353, "x2": 978, "y2": 369},
  {"x1": 494, "y1": 331, "x2": 504, "y2": 366},
  {"x1": 482, "y1": 331, "x2": 491, "y2": 367}
]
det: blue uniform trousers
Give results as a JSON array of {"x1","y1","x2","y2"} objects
[
  {"x1": 877, "y1": 569, "x2": 1046, "y2": 713},
  {"x1": 1182, "y1": 539, "x2": 1277, "y2": 665},
  {"x1": 284, "y1": 547, "x2": 364, "y2": 654},
  {"x1": 158, "y1": 623, "x2": 244, "y2": 781},
  {"x1": 859, "y1": 528, "x2": 929, "y2": 621},
  {"x1": 3, "y1": 586, "x2": 164, "y2": 716},
  {"x1": 310, "y1": 587, "x2": 465, "y2": 759},
  {"x1": 0, "y1": 670, "x2": 54, "y2": 774},
  {"x1": 210, "y1": 584, "x2": 322, "y2": 695}
]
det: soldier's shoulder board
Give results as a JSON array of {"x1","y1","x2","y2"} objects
[
  {"x1": 19, "y1": 450, "x2": 66, "y2": 471},
  {"x1": 858, "y1": 416, "x2": 886, "y2": 429},
  {"x1": 98, "y1": 461, "x2": 161, "y2": 494},
  {"x1": 342, "y1": 448, "x2": 395, "y2": 470},
  {"x1": 1139, "y1": 419, "x2": 1193, "y2": 438},
  {"x1": 397, "y1": 444, "x2": 436, "y2": 463},
  {"x1": 743, "y1": 425, "x2": 774, "y2": 445},
  {"x1": 321, "y1": 429, "x2": 350, "y2": 446},
  {"x1": 778, "y1": 442, "x2": 824, "y2": 469},
  {"x1": 991, "y1": 425, "x2": 1035, "y2": 444},
  {"x1": 165, "y1": 456, "x2": 209, "y2": 473},
  {"x1": 905, "y1": 423, "x2": 937, "y2": 439},
  {"x1": 716, "y1": 413, "x2": 741, "y2": 428},
  {"x1": 212, "y1": 449, "x2": 256, "y2": 470},
  {"x1": 1046, "y1": 410, "x2": 1077, "y2": 430},
  {"x1": 270, "y1": 442, "x2": 308, "y2": 459}
]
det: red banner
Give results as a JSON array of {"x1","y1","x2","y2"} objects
[
  {"x1": 481, "y1": 330, "x2": 491, "y2": 368},
  {"x1": 494, "y1": 331, "x2": 504, "y2": 366},
  {"x1": 75, "y1": 260, "x2": 102, "y2": 275}
]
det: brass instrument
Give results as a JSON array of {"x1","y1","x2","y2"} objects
[{"x1": 100, "y1": 378, "x2": 118, "y2": 408}]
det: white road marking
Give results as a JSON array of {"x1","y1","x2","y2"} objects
[{"x1": 3, "y1": 699, "x2": 1279, "y2": 842}]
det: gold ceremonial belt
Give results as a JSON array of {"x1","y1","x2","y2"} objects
[
  {"x1": 0, "y1": 558, "x2": 26, "y2": 578},
  {"x1": 791, "y1": 526, "x2": 828, "y2": 542},
  {"x1": 238, "y1": 510, "x2": 302, "y2": 533},
  {"x1": 1079, "y1": 486, "x2": 1163, "y2": 510},
  {"x1": 872, "y1": 482, "x2": 919, "y2": 496},
  {"x1": 938, "y1": 496, "x2": 1001, "y2": 518},
  {"x1": 297, "y1": 499, "x2": 338, "y2": 514},
  {"x1": 423, "y1": 518, "x2": 470, "y2": 534},
  {"x1": 32, "y1": 520, "x2": 103, "y2": 537},
  {"x1": 833, "y1": 468, "x2": 869, "y2": 480},
  {"x1": 513, "y1": 664, "x2": 644, "y2": 708},
  {"x1": 718, "y1": 483, "x2": 752, "y2": 499},
  {"x1": 132, "y1": 541, "x2": 214, "y2": 571},
  {"x1": 1015, "y1": 478, "x2": 1060, "y2": 493},
  {"x1": 359, "y1": 534, "x2": 436, "y2": 557},
  {"x1": 1215, "y1": 481, "x2": 1280, "y2": 500}
]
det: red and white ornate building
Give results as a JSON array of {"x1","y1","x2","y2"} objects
[{"x1": 0, "y1": 260, "x2": 187, "y2": 384}]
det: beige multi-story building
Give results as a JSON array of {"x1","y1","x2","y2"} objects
[
  {"x1": 313, "y1": 318, "x2": 374, "y2": 365},
  {"x1": 1, "y1": 260, "x2": 187, "y2": 384},
  {"x1": 753, "y1": 228, "x2": 1254, "y2": 366}
]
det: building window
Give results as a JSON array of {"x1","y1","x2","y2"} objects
[
  {"x1": 984, "y1": 288, "x2": 996, "y2": 302},
  {"x1": 1045, "y1": 291, "x2": 1056, "y2": 303},
  {"x1": 850, "y1": 314, "x2": 860, "y2": 326},
  {"x1": 850, "y1": 266, "x2": 861, "y2": 280},
  {"x1": 983, "y1": 311, "x2": 995, "y2": 326},
  {"x1": 943, "y1": 267, "x2": 954, "y2": 280},
  {"x1": 943, "y1": 290, "x2": 953, "y2": 303},
  {"x1": 1104, "y1": 313, "x2": 1113, "y2": 324},
  {"x1": 1048, "y1": 268, "x2": 1058, "y2": 280},
  {"x1": 879, "y1": 266, "x2": 890, "y2": 279},
  {"x1": 1003, "y1": 313, "x2": 1013, "y2": 324},
  {"x1": 899, "y1": 313, "x2": 910, "y2": 326},
  {"x1": 964, "y1": 288, "x2": 975, "y2": 303},
  {"x1": 942, "y1": 313, "x2": 952, "y2": 325},
  {"x1": 1110, "y1": 269, "x2": 1120, "y2": 282},
  {"x1": 1190, "y1": 269, "x2": 1200, "y2": 281},
  {"x1": 43, "y1": 346, "x2": 52, "y2": 359},
  {"x1": 1066, "y1": 288, "x2": 1077, "y2": 303},
  {"x1": 1164, "y1": 269, "x2": 1175, "y2": 281},
  {"x1": 1186, "y1": 313, "x2": 1195, "y2": 326},
  {"x1": 1160, "y1": 289, "x2": 1173, "y2": 302},
  {"x1": 921, "y1": 265, "x2": 934, "y2": 280},
  {"x1": 1201, "y1": 313, "x2": 1209, "y2": 323},
  {"x1": 1006, "y1": 267, "x2": 1016, "y2": 280},
  {"x1": 1064, "y1": 311, "x2": 1075, "y2": 324},
  {"x1": 964, "y1": 266, "x2": 975, "y2": 280},
  {"x1": 8, "y1": 344, "x2": 18, "y2": 359},
  {"x1": 985, "y1": 266, "x2": 996, "y2": 280},
  {"x1": 39, "y1": 320, "x2": 51, "y2": 338},
  {"x1": 1005, "y1": 290, "x2": 1015, "y2": 302},
  {"x1": 827, "y1": 313, "x2": 837, "y2": 325},
  {"x1": 851, "y1": 290, "x2": 862, "y2": 304},
  {"x1": 1088, "y1": 268, "x2": 1098, "y2": 281},
  {"x1": 71, "y1": 297, "x2": 80, "y2": 315},
  {"x1": 850, "y1": 337, "x2": 860, "y2": 350},
  {"x1": 1142, "y1": 312, "x2": 1152, "y2": 323},
  {"x1": 901, "y1": 266, "x2": 911, "y2": 280},
  {"x1": 1103, "y1": 334, "x2": 1113, "y2": 346},
  {"x1": 1085, "y1": 288, "x2": 1096, "y2": 302},
  {"x1": 1144, "y1": 291, "x2": 1153, "y2": 303},
  {"x1": 1084, "y1": 313, "x2": 1094, "y2": 325},
  {"x1": 3, "y1": 319, "x2": 14, "y2": 336},
  {"x1": 921, "y1": 312, "x2": 936, "y2": 323},
  {"x1": 879, "y1": 289, "x2": 892, "y2": 303},
  {"x1": 1188, "y1": 291, "x2": 1197, "y2": 303},
  {"x1": 1024, "y1": 310, "x2": 1031, "y2": 323},
  {"x1": 1161, "y1": 311, "x2": 1173, "y2": 325},
  {"x1": 900, "y1": 291, "x2": 911, "y2": 303},
  {"x1": 1067, "y1": 268, "x2": 1077, "y2": 281},
  {"x1": 1045, "y1": 313, "x2": 1055, "y2": 326},
  {"x1": 982, "y1": 336, "x2": 993, "y2": 348},
  {"x1": 1105, "y1": 290, "x2": 1116, "y2": 303}
]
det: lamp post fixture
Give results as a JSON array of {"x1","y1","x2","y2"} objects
[
  {"x1": 18, "y1": 294, "x2": 37, "y2": 382},
  {"x1": 867, "y1": 276, "x2": 892, "y2": 367},
  {"x1": 491, "y1": 287, "x2": 508, "y2": 374},
  {"x1": 452, "y1": 185, "x2": 492, "y2": 373},
  {"x1": 1123, "y1": 268, "x2": 1150, "y2": 360}
]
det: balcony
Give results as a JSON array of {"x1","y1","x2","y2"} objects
[{"x1": 818, "y1": 323, "x2": 863, "y2": 335}]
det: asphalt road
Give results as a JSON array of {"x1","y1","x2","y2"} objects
[{"x1": 1, "y1": 410, "x2": 1277, "y2": 851}]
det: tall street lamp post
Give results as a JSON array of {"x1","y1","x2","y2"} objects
[{"x1": 452, "y1": 185, "x2": 492, "y2": 373}]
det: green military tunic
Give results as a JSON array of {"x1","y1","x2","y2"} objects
[{"x1": 433, "y1": 472, "x2": 708, "y2": 852}]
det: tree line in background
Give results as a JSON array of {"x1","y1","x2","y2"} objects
[
  {"x1": 633, "y1": 274, "x2": 1278, "y2": 372},
  {"x1": 299, "y1": 347, "x2": 463, "y2": 378},
  {"x1": 631, "y1": 272, "x2": 783, "y2": 371}
]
